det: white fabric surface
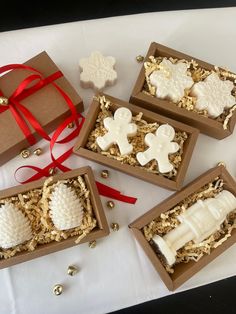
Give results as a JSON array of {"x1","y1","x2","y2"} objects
[{"x1": 0, "y1": 7, "x2": 236, "y2": 314}]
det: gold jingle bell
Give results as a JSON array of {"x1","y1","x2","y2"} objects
[
  {"x1": 106, "y1": 200, "x2": 115, "y2": 209},
  {"x1": 136, "y1": 55, "x2": 144, "y2": 63},
  {"x1": 20, "y1": 149, "x2": 30, "y2": 159},
  {"x1": 89, "y1": 240, "x2": 96, "y2": 248},
  {"x1": 0, "y1": 97, "x2": 8, "y2": 105},
  {"x1": 111, "y1": 222, "x2": 119, "y2": 232},
  {"x1": 217, "y1": 161, "x2": 226, "y2": 167},
  {"x1": 53, "y1": 284, "x2": 63, "y2": 296},
  {"x1": 101, "y1": 169, "x2": 109, "y2": 179},
  {"x1": 67, "y1": 122, "x2": 75, "y2": 129},
  {"x1": 33, "y1": 148, "x2": 42, "y2": 156},
  {"x1": 49, "y1": 167, "x2": 56, "y2": 176},
  {"x1": 67, "y1": 265, "x2": 79, "y2": 276}
]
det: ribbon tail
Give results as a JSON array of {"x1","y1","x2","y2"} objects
[
  {"x1": 15, "y1": 148, "x2": 72, "y2": 184},
  {"x1": 96, "y1": 181, "x2": 137, "y2": 204}
]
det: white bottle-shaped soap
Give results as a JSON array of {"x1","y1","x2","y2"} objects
[{"x1": 153, "y1": 190, "x2": 236, "y2": 266}]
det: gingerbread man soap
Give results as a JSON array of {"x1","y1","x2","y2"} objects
[
  {"x1": 136, "y1": 124, "x2": 180, "y2": 173},
  {"x1": 96, "y1": 107, "x2": 137, "y2": 155}
]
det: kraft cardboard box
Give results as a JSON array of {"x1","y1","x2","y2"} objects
[
  {"x1": 73, "y1": 94, "x2": 199, "y2": 191},
  {"x1": 129, "y1": 165, "x2": 236, "y2": 290},
  {"x1": 130, "y1": 42, "x2": 236, "y2": 139},
  {"x1": 0, "y1": 51, "x2": 84, "y2": 165},
  {"x1": 0, "y1": 166, "x2": 109, "y2": 269}
]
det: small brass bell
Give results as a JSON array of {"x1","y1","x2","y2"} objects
[
  {"x1": 33, "y1": 148, "x2": 42, "y2": 156},
  {"x1": 111, "y1": 222, "x2": 119, "y2": 232},
  {"x1": 67, "y1": 265, "x2": 78, "y2": 276},
  {"x1": 89, "y1": 240, "x2": 96, "y2": 248},
  {"x1": 20, "y1": 149, "x2": 30, "y2": 159},
  {"x1": 49, "y1": 168, "x2": 56, "y2": 176},
  {"x1": 0, "y1": 97, "x2": 8, "y2": 105},
  {"x1": 106, "y1": 200, "x2": 115, "y2": 209},
  {"x1": 53, "y1": 284, "x2": 63, "y2": 296},
  {"x1": 136, "y1": 55, "x2": 144, "y2": 63},
  {"x1": 101, "y1": 169, "x2": 109, "y2": 179},
  {"x1": 67, "y1": 122, "x2": 75, "y2": 129},
  {"x1": 217, "y1": 161, "x2": 226, "y2": 167}
]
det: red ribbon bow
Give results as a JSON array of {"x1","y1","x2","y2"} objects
[{"x1": 0, "y1": 63, "x2": 137, "y2": 204}]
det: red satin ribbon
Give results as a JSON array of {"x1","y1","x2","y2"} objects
[
  {"x1": 1, "y1": 63, "x2": 137, "y2": 204},
  {"x1": 15, "y1": 153, "x2": 137, "y2": 204},
  {"x1": 15, "y1": 145, "x2": 137, "y2": 204},
  {"x1": 0, "y1": 65, "x2": 64, "y2": 145}
]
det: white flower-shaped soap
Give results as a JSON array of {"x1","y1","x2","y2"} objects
[
  {"x1": 96, "y1": 107, "x2": 137, "y2": 155},
  {"x1": 136, "y1": 124, "x2": 180, "y2": 173},
  {"x1": 79, "y1": 51, "x2": 117, "y2": 91},
  {"x1": 49, "y1": 183, "x2": 83, "y2": 230},
  {"x1": 0, "y1": 202, "x2": 33, "y2": 249},
  {"x1": 191, "y1": 72, "x2": 235, "y2": 117},
  {"x1": 149, "y1": 59, "x2": 194, "y2": 103}
]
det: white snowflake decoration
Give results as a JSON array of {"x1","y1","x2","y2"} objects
[
  {"x1": 191, "y1": 72, "x2": 235, "y2": 118},
  {"x1": 49, "y1": 183, "x2": 84, "y2": 231},
  {"x1": 79, "y1": 51, "x2": 117, "y2": 91},
  {"x1": 0, "y1": 202, "x2": 33, "y2": 249},
  {"x1": 149, "y1": 58, "x2": 194, "y2": 103}
]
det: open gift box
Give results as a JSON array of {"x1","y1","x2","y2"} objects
[
  {"x1": 130, "y1": 42, "x2": 236, "y2": 139},
  {"x1": 129, "y1": 165, "x2": 236, "y2": 290},
  {"x1": 0, "y1": 51, "x2": 84, "y2": 166},
  {"x1": 73, "y1": 94, "x2": 199, "y2": 191},
  {"x1": 0, "y1": 166, "x2": 109, "y2": 269}
]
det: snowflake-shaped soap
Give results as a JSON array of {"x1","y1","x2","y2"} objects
[
  {"x1": 149, "y1": 59, "x2": 194, "y2": 103},
  {"x1": 79, "y1": 51, "x2": 117, "y2": 91},
  {"x1": 191, "y1": 72, "x2": 235, "y2": 118}
]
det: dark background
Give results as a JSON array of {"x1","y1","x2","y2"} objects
[
  {"x1": 0, "y1": 0, "x2": 236, "y2": 32},
  {"x1": 1, "y1": 1, "x2": 236, "y2": 313}
]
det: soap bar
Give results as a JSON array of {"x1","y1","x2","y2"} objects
[
  {"x1": 191, "y1": 72, "x2": 235, "y2": 117},
  {"x1": 79, "y1": 51, "x2": 117, "y2": 91},
  {"x1": 96, "y1": 107, "x2": 137, "y2": 155},
  {"x1": 136, "y1": 124, "x2": 180, "y2": 173},
  {"x1": 149, "y1": 58, "x2": 194, "y2": 103},
  {"x1": 129, "y1": 165, "x2": 236, "y2": 291},
  {"x1": 153, "y1": 190, "x2": 236, "y2": 266}
]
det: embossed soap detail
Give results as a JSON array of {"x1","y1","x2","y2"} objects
[
  {"x1": 0, "y1": 202, "x2": 32, "y2": 249},
  {"x1": 153, "y1": 190, "x2": 236, "y2": 266},
  {"x1": 96, "y1": 107, "x2": 137, "y2": 155},
  {"x1": 136, "y1": 124, "x2": 179, "y2": 173},
  {"x1": 149, "y1": 59, "x2": 194, "y2": 102},
  {"x1": 79, "y1": 51, "x2": 117, "y2": 91},
  {"x1": 191, "y1": 72, "x2": 235, "y2": 118},
  {"x1": 49, "y1": 183, "x2": 84, "y2": 230}
]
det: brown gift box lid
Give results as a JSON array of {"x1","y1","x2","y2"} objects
[
  {"x1": 129, "y1": 165, "x2": 236, "y2": 291},
  {"x1": 130, "y1": 42, "x2": 236, "y2": 139},
  {"x1": 0, "y1": 166, "x2": 109, "y2": 270},
  {"x1": 0, "y1": 51, "x2": 84, "y2": 166}
]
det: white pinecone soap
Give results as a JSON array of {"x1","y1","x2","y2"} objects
[
  {"x1": 0, "y1": 202, "x2": 33, "y2": 249},
  {"x1": 49, "y1": 183, "x2": 84, "y2": 230}
]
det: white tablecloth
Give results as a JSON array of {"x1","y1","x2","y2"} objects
[{"x1": 0, "y1": 7, "x2": 236, "y2": 314}]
